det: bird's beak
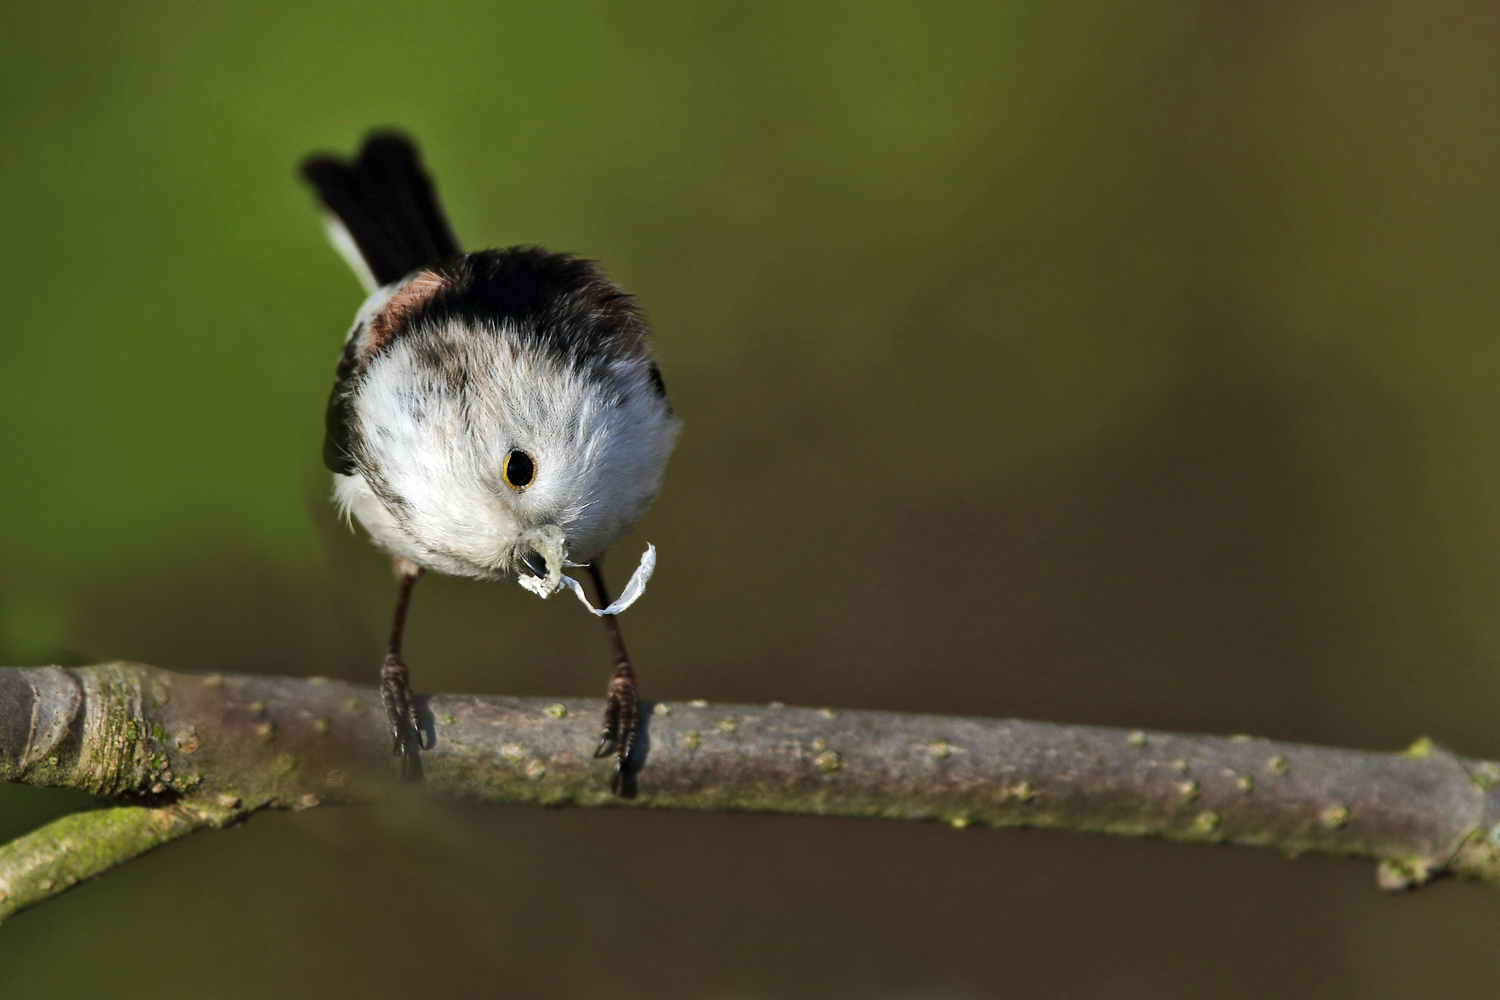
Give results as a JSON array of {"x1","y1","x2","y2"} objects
[
  {"x1": 513, "y1": 524, "x2": 569, "y2": 598},
  {"x1": 517, "y1": 548, "x2": 548, "y2": 578}
]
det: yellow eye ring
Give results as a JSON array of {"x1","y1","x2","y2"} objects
[{"x1": 502, "y1": 449, "x2": 536, "y2": 491}]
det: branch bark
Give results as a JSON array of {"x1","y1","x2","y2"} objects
[{"x1": 2, "y1": 662, "x2": 1498, "y2": 921}]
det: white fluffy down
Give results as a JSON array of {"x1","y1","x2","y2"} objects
[{"x1": 334, "y1": 313, "x2": 678, "y2": 581}]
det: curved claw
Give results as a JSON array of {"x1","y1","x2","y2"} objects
[
  {"x1": 597, "y1": 669, "x2": 638, "y2": 792},
  {"x1": 382, "y1": 653, "x2": 423, "y2": 782}
]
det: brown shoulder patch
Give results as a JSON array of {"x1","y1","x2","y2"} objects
[
  {"x1": 368, "y1": 269, "x2": 449, "y2": 350},
  {"x1": 587, "y1": 284, "x2": 648, "y2": 357}
]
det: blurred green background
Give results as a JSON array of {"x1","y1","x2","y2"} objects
[{"x1": 4, "y1": 2, "x2": 1500, "y2": 997}]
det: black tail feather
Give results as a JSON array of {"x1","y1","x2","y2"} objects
[{"x1": 302, "y1": 131, "x2": 462, "y2": 286}]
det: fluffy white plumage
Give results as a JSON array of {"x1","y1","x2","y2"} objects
[{"x1": 332, "y1": 278, "x2": 679, "y2": 585}]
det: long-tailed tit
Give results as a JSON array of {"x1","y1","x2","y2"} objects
[{"x1": 301, "y1": 132, "x2": 678, "y2": 789}]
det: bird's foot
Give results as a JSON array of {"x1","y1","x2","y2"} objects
[
  {"x1": 382, "y1": 652, "x2": 423, "y2": 782},
  {"x1": 594, "y1": 666, "x2": 638, "y2": 795}
]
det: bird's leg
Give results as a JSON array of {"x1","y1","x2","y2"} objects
[
  {"x1": 383, "y1": 556, "x2": 424, "y2": 782},
  {"x1": 588, "y1": 558, "x2": 639, "y2": 792}
]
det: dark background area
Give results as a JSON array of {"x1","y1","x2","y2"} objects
[{"x1": 4, "y1": 3, "x2": 1500, "y2": 997}]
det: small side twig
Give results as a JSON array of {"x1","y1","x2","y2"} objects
[{"x1": 0, "y1": 805, "x2": 212, "y2": 919}]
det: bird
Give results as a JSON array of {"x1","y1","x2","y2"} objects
[{"x1": 300, "y1": 132, "x2": 679, "y2": 789}]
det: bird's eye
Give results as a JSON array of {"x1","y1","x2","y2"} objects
[{"x1": 502, "y1": 449, "x2": 536, "y2": 490}]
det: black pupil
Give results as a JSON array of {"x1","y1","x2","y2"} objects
[{"x1": 506, "y1": 450, "x2": 535, "y2": 487}]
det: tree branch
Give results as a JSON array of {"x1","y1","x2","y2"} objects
[{"x1": 2, "y1": 662, "x2": 1498, "y2": 921}]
